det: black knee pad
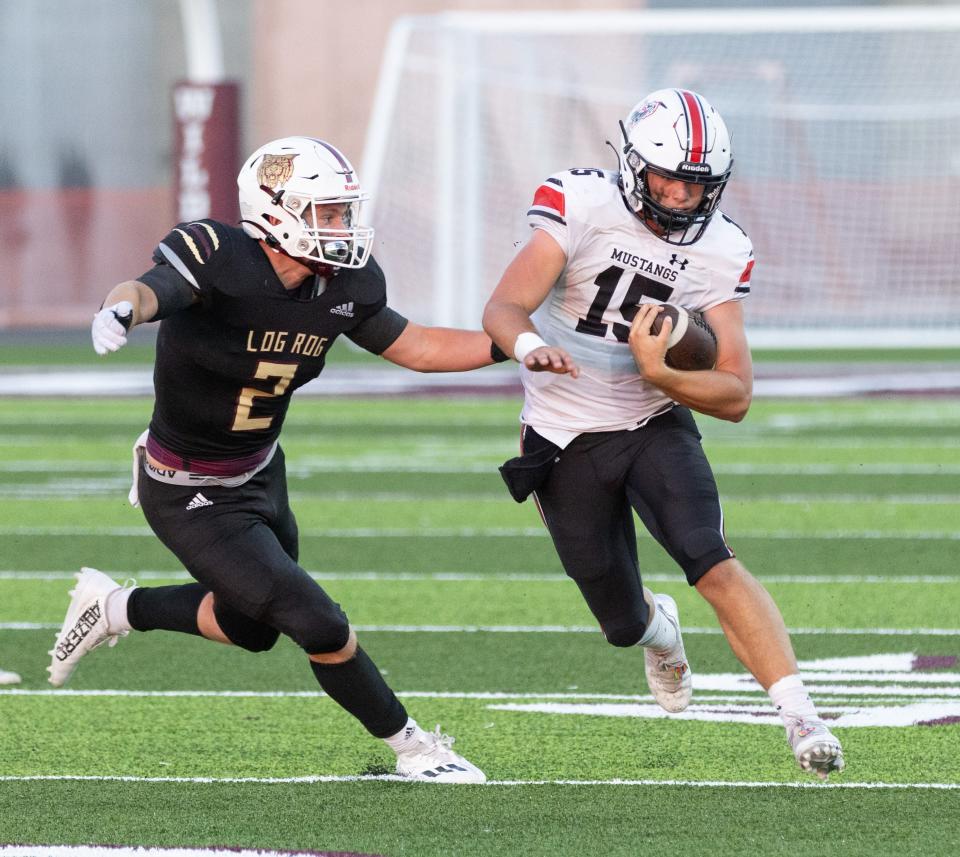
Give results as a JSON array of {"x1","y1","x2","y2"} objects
[
  {"x1": 297, "y1": 613, "x2": 351, "y2": 656},
  {"x1": 603, "y1": 618, "x2": 648, "y2": 648},
  {"x1": 214, "y1": 603, "x2": 281, "y2": 652},
  {"x1": 267, "y1": 578, "x2": 352, "y2": 655}
]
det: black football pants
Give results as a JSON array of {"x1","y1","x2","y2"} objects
[{"x1": 528, "y1": 406, "x2": 734, "y2": 645}]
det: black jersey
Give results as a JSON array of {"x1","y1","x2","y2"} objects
[{"x1": 137, "y1": 220, "x2": 405, "y2": 462}]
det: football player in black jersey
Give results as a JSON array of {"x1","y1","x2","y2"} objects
[{"x1": 48, "y1": 136, "x2": 502, "y2": 783}]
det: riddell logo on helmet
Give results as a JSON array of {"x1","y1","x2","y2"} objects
[
  {"x1": 678, "y1": 162, "x2": 712, "y2": 175},
  {"x1": 344, "y1": 182, "x2": 360, "y2": 191}
]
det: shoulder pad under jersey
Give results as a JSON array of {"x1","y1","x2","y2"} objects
[
  {"x1": 151, "y1": 220, "x2": 235, "y2": 292},
  {"x1": 529, "y1": 169, "x2": 621, "y2": 222}
]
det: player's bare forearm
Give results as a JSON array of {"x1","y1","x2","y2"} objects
[
  {"x1": 101, "y1": 280, "x2": 159, "y2": 329},
  {"x1": 381, "y1": 323, "x2": 498, "y2": 372},
  {"x1": 482, "y1": 298, "x2": 538, "y2": 354},
  {"x1": 483, "y1": 301, "x2": 579, "y2": 376},
  {"x1": 644, "y1": 364, "x2": 752, "y2": 422}
]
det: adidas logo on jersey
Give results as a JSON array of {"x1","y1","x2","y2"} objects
[
  {"x1": 185, "y1": 492, "x2": 213, "y2": 510},
  {"x1": 330, "y1": 302, "x2": 355, "y2": 317}
]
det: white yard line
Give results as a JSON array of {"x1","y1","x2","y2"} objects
[
  {"x1": 2, "y1": 364, "x2": 959, "y2": 398},
  {"x1": 3, "y1": 461, "x2": 960, "y2": 475},
  {"x1": 1, "y1": 570, "x2": 958, "y2": 584},
  {"x1": 3, "y1": 622, "x2": 959, "y2": 635},
  {"x1": 0, "y1": 773, "x2": 954, "y2": 790},
  {"x1": 0, "y1": 526, "x2": 958, "y2": 539},
  {"x1": 6, "y1": 485, "x2": 960, "y2": 503},
  {"x1": 3, "y1": 687, "x2": 959, "y2": 700}
]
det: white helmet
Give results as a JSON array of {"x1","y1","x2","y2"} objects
[
  {"x1": 615, "y1": 89, "x2": 733, "y2": 245},
  {"x1": 238, "y1": 136, "x2": 374, "y2": 269}
]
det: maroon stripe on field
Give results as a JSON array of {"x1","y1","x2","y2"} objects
[
  {"x1": 918, "y1": 716, "x2": 960, "y2": 727},
  {"x1": 912, "y1": 655, "x2": 957, "y2": 670}
]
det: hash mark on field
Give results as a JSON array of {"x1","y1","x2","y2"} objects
[{"x1": 0, "y1": 774, "x2": 955, "y2": 790}]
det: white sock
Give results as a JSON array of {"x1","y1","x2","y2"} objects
[
  {"x1": 383, "y1": 717, "x2": 422, "y2": 753},
  {"x1": 768, "y1": 673, "x2": 819, "y2": 725},
  {"x1": 637, "y1": 591, "x2": 677, "y2": 652},
  {"x1": 105, "y1": 585, "x2": 135, "y2": 634}
]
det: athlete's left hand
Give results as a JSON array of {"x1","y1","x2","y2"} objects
[
  {"x1": 524, "y1": 345, "x2": 580, "y2": 378},
  {"x1": 91, "y1": 301, "x2": 134, "y2": 355},
  {"x1": 628, "y1": 303, "x2": 670, "y2": 380}
]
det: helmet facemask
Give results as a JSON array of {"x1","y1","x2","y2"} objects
[{"x1": 271, "y1": 191, "x2": 373, "y2": 269}]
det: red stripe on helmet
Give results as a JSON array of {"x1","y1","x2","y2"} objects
[
  {"x1": 532, "y1": 184, "x2": 565, "y2": 216},
  {"x1": 679, "y1": 90, "x2": 705, "y2": 163}
]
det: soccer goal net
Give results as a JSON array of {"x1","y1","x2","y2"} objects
[{"x1": 362, "y1": 6, "x2": 960, "y2": 347}]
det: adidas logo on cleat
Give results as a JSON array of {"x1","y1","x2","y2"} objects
[
  {"x1": 185, "y1": 492, "x2": 213, "y2": 510},
  {"x1": 421, "y1": 763, "x2": 470, "y2": 778},
  {"x1": 330, "y1": 302, "x2": 355, "y2": 317}
]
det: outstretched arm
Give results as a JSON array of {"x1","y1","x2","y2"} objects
[
  {"x1": 92, "y1": 272, "x2": 199, "y2": 355},
  {"x1": 482, "y1": 229, "x2": 579, "y2": 377},
  {"x1": 380, "y1": 323, "x2": 501, "y2": 372},
  {"x1": 91, "y1": 281, "x2": 160, "y2": 355}
]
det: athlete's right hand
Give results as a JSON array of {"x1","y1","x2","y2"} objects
[
  {"x1": 523, "y1": 346, "x2": 580, "y2": 378},
  {"x1": 91, "y1": 301, "x2": 134, "y2": 355}
]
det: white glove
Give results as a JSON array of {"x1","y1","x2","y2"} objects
[{"x1": 91, "y1": 301, "x2": 134, "y2": 355}]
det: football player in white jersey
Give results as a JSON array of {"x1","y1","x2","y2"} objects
[{"x1": 484, "y1": 89, "x2": 844, "y2": 780}]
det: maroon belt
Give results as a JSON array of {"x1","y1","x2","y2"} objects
[{"x1": 145, "y1": 435, "x2": 274, "y2": 478}]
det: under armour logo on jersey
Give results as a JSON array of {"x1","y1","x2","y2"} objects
[
  {"x1": 669, "y1": 254, "x2": 689, "y2": 270},
  {"x1": 330, "y1": 302, "x2": 355, "y2": 317},
  {"x1": 185, "y1": 492, "x2": 213, "y2": 510}
]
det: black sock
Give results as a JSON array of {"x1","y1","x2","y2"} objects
[
  {"x1": 127, "y1": 583, "x2": 207, "y2": 636},
  {"x1": 309, "y1": 646, "x2": 408, "y2": 739}
]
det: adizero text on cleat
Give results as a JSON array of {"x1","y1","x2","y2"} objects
[
  {"x1": 643, "y1": 594, "x2": 692, "y2": 713},
  {"x1": 48, "y1": 568, "x2": 130, "y2": 687},
  {"x1": 395, "y1": 725, "x2": 486, "y2": 784}
]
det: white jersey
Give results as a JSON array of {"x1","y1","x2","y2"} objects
[{"x1": 520, "y1": 168, "x2": 754, "y2": 447}]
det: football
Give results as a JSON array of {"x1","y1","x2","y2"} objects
[{"x1": 648, "y1": 303, "x2": 718, "y2": 371}]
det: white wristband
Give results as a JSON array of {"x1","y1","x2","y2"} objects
[{"x1": 513, "y1": 331, "x2": 548, "y2": 362}]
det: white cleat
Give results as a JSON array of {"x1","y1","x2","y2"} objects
[
  {"x1": 395, "y1": 725, "x2": 487, "y2": 783},
  {"x1": 47, "y1": 568, "x2": 130, "y2": 687},
  {"x1": 787, "y1": 717, "x2": 845, "y2": 781},
  {"x1": 643, "y1": 594, "x2": 692, "y2": 713},
  {"x1": 0, "y1": 668, "x2": 21, "y2": 685}
]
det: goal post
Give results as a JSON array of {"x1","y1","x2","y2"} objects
[{"x1": 362, "y1": 6, "x2": 960, "y2": 347}]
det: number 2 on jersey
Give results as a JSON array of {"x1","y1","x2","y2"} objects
[
  {"x1": 232, "y1": 361, "x2": 298, "y2": 431},
  {"x1": 575, "y1": 265, "x2": 674, "y2": 342}
]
